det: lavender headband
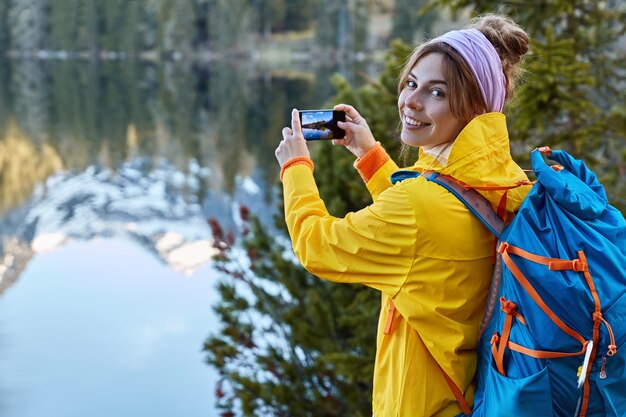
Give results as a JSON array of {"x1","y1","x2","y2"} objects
[{"x1": 435, "y1": 29, "x2": 506, "y2": 112}]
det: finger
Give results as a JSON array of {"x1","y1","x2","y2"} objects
[
  {"x1": 338, "y1": 120, "x2": 358, "y2": 134},
  {"x1": 290, "y1": 108, "x2": 302, "y2": 139},
  {"x1": 282, "y1": 127, "x2": 293, "y2": 139},
  {"x1": 334, "y1": 103, "x2": 353, "y2": 112},
  {"x1": 334, "y1": 103, "x2": 363, "y2": 124}
]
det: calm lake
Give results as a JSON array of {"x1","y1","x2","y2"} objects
[{"x1": 0, "y1": 56, "x2": 378, "y2": 416}]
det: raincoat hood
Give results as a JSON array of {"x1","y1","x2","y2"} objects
[{"x1": 414, "y1": 112, "x2": 529, "y2": 213}]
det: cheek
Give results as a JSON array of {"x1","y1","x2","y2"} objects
[
  {"x1": 397, "y1": 92, "x2": 405, "y2": 110},
  {"x1": 429, "y1": 106, "x2": 462, "y2": 136},
  {"x1": 431, "y1": 104, "x2": 456, "y2": 125}
]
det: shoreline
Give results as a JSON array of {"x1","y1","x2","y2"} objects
[{"x1": 3, "y1": 47, "x2": 387, "y2": 66}]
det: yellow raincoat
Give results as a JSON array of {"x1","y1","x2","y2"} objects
[{"x1": 281, "y1": 113, "x2": 530, "y2": 416}]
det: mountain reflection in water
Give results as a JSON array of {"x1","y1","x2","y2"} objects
[
  {"x1": 0, "y1": 153, "x2": 272, "y2": 416},
  {"x1": 0, "y1": 57, "x2": 366, "y2": 416}
]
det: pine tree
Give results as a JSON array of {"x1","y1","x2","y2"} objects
[
  {"x1": 314, "y1": 0, "x2": 372, "y2": 53},
  {"x1": 204, "y1": 0, "x2": 253, "y2": 51},
  {"x1": 427, "y1": 0, "x2": 626, "y2": 211},
  {"x1": 155, "y1": 0, "x2": 196, "y2": 56},
  {"x1": 251, "y1": 0, "x2": 286, "y2": 40},
  {"x1": 390, "y1": 0, "x2": 439, "y2": 43},
  {"x1": 204, "y1": 213, "x2": 378, "y2": 417},
  {"x1": 76, "y1": 0, "x2": 98, "y2": 54},
  {"x1": 8, "y1": 0, "x2": 49, "y2": 51},
  {"x1": 204, "y1": 42, "x2": 413, "y2": 417},
  {"x1": 0, "y1": 0, "x2": 9, "y2": 53}
]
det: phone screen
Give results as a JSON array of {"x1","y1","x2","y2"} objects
[{"x1": 299, "y1": 110, "x2": 346, "y2": 140}]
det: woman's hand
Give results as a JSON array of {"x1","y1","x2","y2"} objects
[
  {"x1": 332, "y1": 104, "x2": 377, "y2": 159},
  {"x1": 275, "y1": 108, "x2": 310, "y2": 167}
]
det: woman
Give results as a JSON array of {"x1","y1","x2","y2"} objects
[{"x1": 275, "y1": 14, "x2": 531, "y2": 417}]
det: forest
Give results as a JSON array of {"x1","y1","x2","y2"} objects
[{"x1": 0, "y1": 0, "x2": 436, "y2": 58}]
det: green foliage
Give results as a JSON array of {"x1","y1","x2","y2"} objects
[
  {"x1": 510, "y1": 25, "x2": 596, "y2": 147},
  {"x1": 0, "y1": 1, "x2": 9, "y2": 51},
  {"x1": 7, "y1": 0, "x2": 48, "y2": 51},
  {"x1": 390, "y1": 0, "x2": 439, "y2": 43},
  {"x1": 314, "y1": 0, "x2": 371, "y2": 52},
  {"x1": 204, "y1": 215, "x2": 377, "y2": 417},
  {"x1": 1, "y1": 0, "x2": 326, "y2": 54},
  {"x1": 204, "y1": 0, "x2": 253, "y2": 50},
  {"x1": 430, "y1": 0, "x2": 626, "y2": 211},
  {"x1": 253, "y1": 0, "x2": 287, "y2": 38},
  {"x1": 49, "y1": 0, "x2": 80, "y2": 51},
  {"x1": 0, "y1": 0, "x2": 419, "y2": 56},
  {"x1": 280, "y1": 1, "x2": 316, "y2": 32},
  {"x1": 75, "y1": 0, "x2": 98, "y2": 51}
]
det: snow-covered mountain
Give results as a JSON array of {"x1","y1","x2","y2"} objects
[{"x1": 0, "y1": 156, "x2": 276, "y2": 294}]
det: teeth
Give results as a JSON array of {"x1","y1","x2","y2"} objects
[{"x1": 405, "y1": 115, "x2": 428, "y2": 126}]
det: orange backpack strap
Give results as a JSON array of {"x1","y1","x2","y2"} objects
[{"x1": 437, "y1": 364, "x2": 472, "y2": 416}]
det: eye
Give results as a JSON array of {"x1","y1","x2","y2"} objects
[
  {"x1": 406, "y1": 80, "x2": 417, "y2": 89},
  {"x1": 430, "y1": 88, "x2": 445, "y2": 98}
]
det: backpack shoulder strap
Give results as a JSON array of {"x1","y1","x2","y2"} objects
[
  {"x1": 390, "y1": 169, "x2": 504, "y2": 236},
  {"x1": 422, "y1": 171, "x2": 505, "y2": 238}
]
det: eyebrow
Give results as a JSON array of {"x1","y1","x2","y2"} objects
[{"x1": 408, "y1": 71, "x2": 447, "y2": 86}]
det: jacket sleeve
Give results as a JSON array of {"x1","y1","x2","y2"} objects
[
  {"x1": 282, "y1": 164, "x2": 417, "y2": 297},
  {"x1": 353, "y1": 142, "x2": 399, "y2": 202}
]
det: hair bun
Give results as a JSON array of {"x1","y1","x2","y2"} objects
[{"x1": 469, "y1": 14, "x2": 530, "y2": 99}]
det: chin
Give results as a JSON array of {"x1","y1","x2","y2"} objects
[{"x1": 400, "y1": 132, "x2": 424, "y2": 148}]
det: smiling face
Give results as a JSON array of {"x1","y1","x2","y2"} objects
[{"x1": 398, "y1": 53, "x2": 466, "y2": 149}]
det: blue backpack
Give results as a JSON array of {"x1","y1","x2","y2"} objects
[{"x1": 416, "y1": 148, "x2": 626, "y2": 417}]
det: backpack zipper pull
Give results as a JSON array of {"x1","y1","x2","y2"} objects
[
  {"x1": 577, "y1": 340, "x2": 594, "y2": 389},
  {"x1": 600, "y1": 357, "x2": 607, "y2": 379}
]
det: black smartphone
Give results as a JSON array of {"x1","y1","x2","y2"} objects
[{"x1": 299, "y1": 109, "x2": 346, "y2": 140}]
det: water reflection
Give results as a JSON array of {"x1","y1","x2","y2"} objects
[
  {"x1": 0, "y1": 58, "x2": 340, "y2": 214},
  {"x1": 0, "y1": 57, "x2": 349, "y2": 276},
  {"x1": 0, "y1": 56, "x2": 375, "y2": 416},
  {"x1": 0, "y1": 239, "x2": 220, "y2": 417}
]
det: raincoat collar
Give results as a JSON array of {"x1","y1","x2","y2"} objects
[{"x1": 412, "y1": 112, "x2": 529, "y2": 211}]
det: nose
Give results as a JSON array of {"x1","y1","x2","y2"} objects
[{"x1": 403, "y1": 88, "x2": 423, "y2": 111}]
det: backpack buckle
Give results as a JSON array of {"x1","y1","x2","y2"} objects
[
  {"x1": 572, "y1": 259, "x2": 587, "y2": 272},
  {"x1": 548, "y1": 258, "x2": 588, "y2": 272}
]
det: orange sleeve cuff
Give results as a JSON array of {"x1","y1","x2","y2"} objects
[
  {"x1": 280, "y1": 156, "x2": 314, "y2": 181},
  {"x1": 354, "y1": 142, "x2": 391, "y2": 183}
]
